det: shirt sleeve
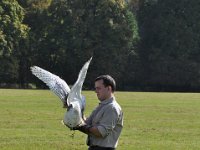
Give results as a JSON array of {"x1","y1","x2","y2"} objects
[{"x1": 96, "y1": 105, "x2": 119, "y2": 137}]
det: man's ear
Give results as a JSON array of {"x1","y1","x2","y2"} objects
[{"x1": 108, "y1": 86, "x2": 112, "y2": 92}]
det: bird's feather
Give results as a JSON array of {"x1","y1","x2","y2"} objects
[
  {"x1": 30, "y1": 66, "x2": 70, "y2": 104},
  {"x1": 68, "y1": 57, "x2": 92, "y2": 110}
]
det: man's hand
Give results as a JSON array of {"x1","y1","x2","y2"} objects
[{"x1": 72, "y1": 124, "x2": 92, "y2": 134}]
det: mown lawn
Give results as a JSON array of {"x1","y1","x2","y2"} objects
[{"x1": 0, "y1": 89, "x2": 200, "y2": 150}]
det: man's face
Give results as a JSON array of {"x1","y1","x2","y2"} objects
[{"x1": 95, "y1": 79, "x2": 111, "y2": 101}]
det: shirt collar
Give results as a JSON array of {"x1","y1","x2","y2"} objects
[{"x1": 100, "y1": 96, "x2": 115, "y2": 105}]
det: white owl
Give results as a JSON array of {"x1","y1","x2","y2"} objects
[{"x1": 30, "y1": 57, "x2": 92, "y2": 129}]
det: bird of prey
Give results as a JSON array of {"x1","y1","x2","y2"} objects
[{"x1": 30, "y1": 57, "x2": 92, "y2": 129}]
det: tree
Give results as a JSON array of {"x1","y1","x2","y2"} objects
[
  {"x1": 89, "y1": 0, "x2": 139, "y2": 88},
  {"x1": 16, "y1": 0, "x2": 52, "y2": 88},
  {"x1": 137, "y1": 0, "x2": 200, "y2": 91},
  {"x1": 30, "y1": 0, "x2": 139, "y2": 89},
  {"x1": 0, "y1": 0, "x2": 29, "y2": 86},
  {"x1": 0, "y1": 0, "x2": 29, "y2": 56}
]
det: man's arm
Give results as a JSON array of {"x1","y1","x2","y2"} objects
[
  {"x1": 89, "y1": 126, "x2": 102, "y2": 137},
  {"x1": 73, "y1": 125, "x2": 102, "y2": 137}
]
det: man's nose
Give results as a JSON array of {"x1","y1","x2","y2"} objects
[{"x1": 95, "y1": 89, "x2": 99, "y2": 93}]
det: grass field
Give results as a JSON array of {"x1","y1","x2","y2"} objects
[{"x1": 0, "y1": 89, "x2": 200, "y2": 150}]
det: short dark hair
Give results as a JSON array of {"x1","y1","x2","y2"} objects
[{"x1": 95, "y1": 75, "x2": 116, "y2": 92}]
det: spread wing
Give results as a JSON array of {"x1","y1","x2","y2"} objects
[
  {"x1": 30, "y1": 66, "x2": 70, "y2": 105},
  {"x1": 68, "y1": 57, "x2": 92, "y2": 109}
]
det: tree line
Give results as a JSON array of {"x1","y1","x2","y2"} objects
[{"x1": 0, "y1": 0, "x2": 200, "y2": 92}]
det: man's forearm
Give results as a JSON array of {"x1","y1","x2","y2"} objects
[
  {"x1": 73, "y1": 125, "x2": 102, "y2": 137},
  {"x1": 76, "y1": 125, "x2": 91, "y2": 134}
]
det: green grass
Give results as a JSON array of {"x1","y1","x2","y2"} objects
[{"x1": 0, "y1": 89, "x2": 200, "y2": 150}]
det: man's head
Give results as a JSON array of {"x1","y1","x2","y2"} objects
[{"x1": 94, "y1": 75, "x2": 116, "y2": 101}]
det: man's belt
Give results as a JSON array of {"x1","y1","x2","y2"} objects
[{"x1": 89, "y1": 145, "x2": 115, "y2": 150}]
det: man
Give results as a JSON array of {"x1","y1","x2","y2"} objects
[{"x1": 73, "y1": 75, "x2": 123, "y2": 150}]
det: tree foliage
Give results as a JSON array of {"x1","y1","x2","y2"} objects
[
  {"x1": 1, "y1": 0, "x2": 200, "y2": 91},
  {"x1": 0, "y1": 0, "x2": 29, "y2": 56},
  {"x1": 28, "y1": 0, "x2": 138, "y2": 87},
  {"x1": 136, "y1": 0, "x2": 200, "y2": 91},
  {"x1": 0, "y1": 0, "x2": 29, "y2": 85}
]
